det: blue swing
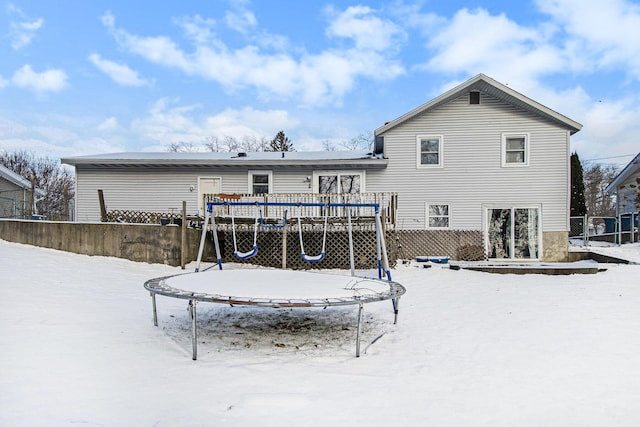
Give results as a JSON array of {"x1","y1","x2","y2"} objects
[
  {"x1": 231, "y1": 205, "x2": 259, "y2": 260},
  {"x1": 298, "y1": 208, "x2": 328, "y2": 262}
]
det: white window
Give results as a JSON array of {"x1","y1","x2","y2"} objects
[
  {"x1": 417, "y1": 135, "x2": 443, "y2": 168},
  {"x1": 248, "y1": 171, "x2": 272, "y2": 194},
  {"x1": 313, "y1": 171, "x2": 364, "y2": 194},
  {"x1": 502, "y1": 133, "x2": 529, "y2": 166},
  {"x1": 426, "y1": 203, "x2": 450, "y2": 229}
]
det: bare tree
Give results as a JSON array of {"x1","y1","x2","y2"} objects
[
  {"x1": 583, "y1": 161, "x2": 619, "y2": 216},
  {"x1": 0, "y1": 150, "x2": 75, "y2": 220},
  {"x1": 167, "y1": 142, "x2": 198, "y2": 152},
  {"x1": 341, "y1": 131, "x2": 373, "y2": 151},
  {"x1": 322, "y1": 139, "x2": 336, "y2": 151},
  {"x1": 204, "y1": 136, "x2": 220, "y2": 152},
  {"x1": 221, "y1": 136, "x2": 240, "y2": 152}
]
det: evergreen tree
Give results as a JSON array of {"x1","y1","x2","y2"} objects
[
  {"x1": 268, "y1": 130, "x2": 294, "y2": 152},
  {"x1": 570, "y1": 152, "x2": 587, "y2": 216}
]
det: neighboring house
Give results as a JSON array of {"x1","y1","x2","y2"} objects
[
  {"x1": 605, "y1": 152, "x2": 640, "y2": 216},
  {"x1": 62, "y1": 74, "x2": 582, "y2": 261},
  {"x1": 0, "y1": 164, "x2": 45, "y2": 219}
]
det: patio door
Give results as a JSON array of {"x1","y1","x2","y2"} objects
[{"x1": 487, "y1": 207, "x2": 540, "y2": 260}]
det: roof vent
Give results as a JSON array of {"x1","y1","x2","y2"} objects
[{"x1": 237, "y1": 152, "x2": 247, "y2": 157}]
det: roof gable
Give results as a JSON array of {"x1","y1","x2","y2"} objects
[
  {"x1": 605, "y1": 152, "x2": 640, "y2": 193},
  {"x1": 375, "y1": 73, "x2": 582, "y2": 136},
  {"x1": 0, "y1": 164, "x2": 32, "y2": 190}
]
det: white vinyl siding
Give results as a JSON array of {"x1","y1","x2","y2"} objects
[
  {"x1": 73, "y1": 168, "x2": 316, "y2": 222},
  {"x1": 370, "y1": 94, "x2": 571, "y2": 232}
]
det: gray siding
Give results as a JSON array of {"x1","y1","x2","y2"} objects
[
  {"x1": 75, "y1": 168, "x2": 316, "y2": 222},
  {"x1": 371, "y1": 93, "x2": 571, "y2": 231}
]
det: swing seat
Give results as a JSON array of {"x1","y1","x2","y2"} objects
[
  {"x1": 235, "y1": 246, "x2": 258, "y2": 260},
  {"x1": 301, "y1": 252, "x2": 325, "y2": 263}
]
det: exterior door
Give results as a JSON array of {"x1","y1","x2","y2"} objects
[
  {"x1": 198, "y1": 177, "x2": 221, "y2": 215},
  {"x1": 487, "y1": 207, "x2": 540, "y2": 260}
]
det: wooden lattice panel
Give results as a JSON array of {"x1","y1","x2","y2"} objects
[{"x1": 394, "y1": 229, "x2": 484, "y2": 261}]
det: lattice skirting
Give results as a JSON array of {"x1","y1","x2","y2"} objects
[
  {"x1": 199, "y1": 227, "x2": 485, "y2": 269},
  {"x1": 393, "y1": 229, "x2": 485, "y2": 261}
]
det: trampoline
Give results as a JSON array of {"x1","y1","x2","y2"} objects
[
  {"x1": 145, "y1": 269, "x2": 406, "y2": 359},
  {"x1": 144, "y1": 200, "x2": 406, "y2": 360}
]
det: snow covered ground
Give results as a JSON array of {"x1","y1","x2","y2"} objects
[
  {"x1": 570, "y1": 240, "x2": 640, "y2": 264},
  {"x1": 1, "y1": 239, "x2": 640, "y2": 426}
]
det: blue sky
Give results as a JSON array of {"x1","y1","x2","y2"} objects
[{"x1": 1, "y1": 0, "x2": 639, "y2": 166}]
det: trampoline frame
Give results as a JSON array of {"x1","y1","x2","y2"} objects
[{"x1": 145, "y1": 201, "x2": 405, "y2": 359}]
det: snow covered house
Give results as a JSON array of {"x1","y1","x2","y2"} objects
[{"x1": 61, "y1": 74, "x2": 582, "y2": 261}]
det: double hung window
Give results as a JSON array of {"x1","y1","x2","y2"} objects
[
  {"x1": 426, "y1": 203, "x2": 450, "y2": 229},
  {"x1": 502, "y1": 133, "x2": 529, "y2": 166},
  {"x1": 417, "y1": 135, "x2": 443, "y2": 168},
  {"x1": 248, "y1": 171, "x2": 271, "y2": 194}
]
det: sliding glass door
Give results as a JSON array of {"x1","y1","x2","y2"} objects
[{"x1": 487, "y1": 207, "x2": 540, "y2": 260}]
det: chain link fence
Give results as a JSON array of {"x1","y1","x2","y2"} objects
[{"x1": 570, "y1": 214, "x2": 638, "y2": 244}]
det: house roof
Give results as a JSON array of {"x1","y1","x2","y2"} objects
[
  {"x1": 61, "y1": 150, "x2": 387, "y2": 169},
  {"x1": 375, "y1": 73, "x2": 583, "y2": 136},
  {"x1": 605, "y1": 152, "x2": 640, "y2": 193},
  {"x1": 0, "y1": 164, "x2": 45, "y2": 196}
]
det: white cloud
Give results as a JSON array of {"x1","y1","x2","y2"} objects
[
  {"x1": 325, "y1": 5, "x2": 406, "y2": 51},
  {"x1": 7, "y1": 4, "x2": 43, "y2": 50},
  {"x1": 225, "y1": 8, "x2": 257, "y2": 34},
  {"x1": 128, "y1": 98, "x2": 299, "y2": 149},
  {"x1": 0, "y1": 74, "x2": 9, "y2": 89},
  {"x1": 424, "y1": 8, "x2": 566, "y2": 90},
  {"x1": 100, "y1": 8, "x2": 405, "y2": 106},
  {"x1": 88, "y1": 53, "x2": 152, "y2": 87},
  {"x1": 535, "y1": 0, "x2": 640, "y2": 80},
  {"x1": 97, "y1": 117, "x2": 119, "y2": 131},
  {"x1": 174, "y1": 15, "x2": 217, "y2": 44},
  {"x1": 11, "y1": 65, "x2": 68, "y2": 93}
]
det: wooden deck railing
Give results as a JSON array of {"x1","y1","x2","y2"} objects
[{"x1": 204, "y1": 192, "x2": 398, "y2": 229}]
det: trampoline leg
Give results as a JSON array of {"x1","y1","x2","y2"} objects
[
  {"x1": 189, "y1": 300, "x2": 198, "y2": 360},
  {"x1": 392, "y1": 297, "x2": 400, "y2": 325},
  {"x1": 151, "y1": 292, "x2": 158, "y2": 327},
  {"x1": 356, "y1": 302, "x2": 364, "y2": 357}
]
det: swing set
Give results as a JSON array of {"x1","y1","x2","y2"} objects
[{"x1": 195, "y1": 200, "x2": 393, "y2": 281}]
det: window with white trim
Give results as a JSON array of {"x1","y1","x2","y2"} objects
[
  {"x1": 417, "y1": 135, "x2": 443, "y2": 168},
  {"x1": 314, "y1": 171, "x2": 363, "y2": 194},
  {"x1": 426, "y1": 203, "x2": 450, "y2": 229},
  {"x1": 502, "y1": 133, "x2": 529, "y2": 166},
  {"x1": 248, "y1": 171, "x2": 272, "y2": 194}
]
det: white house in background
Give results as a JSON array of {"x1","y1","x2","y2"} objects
[
  {"x1": 0, "y1": 164, "x2": 45, "y2": 219},
  {"x1": 62, "y1": 74, "x2": 582, "y2": 261},
  {"x1": 605, "y1": 152, "x2": 640, "y2": 216}
]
